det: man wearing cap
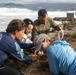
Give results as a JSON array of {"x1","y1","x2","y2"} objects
[{"x1": 34, "y1": 33, "x2": 76, "y2": 75}]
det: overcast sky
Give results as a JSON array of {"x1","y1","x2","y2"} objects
[{"x1": 0, "y1": 0, "x2": 76, "y2": 4}]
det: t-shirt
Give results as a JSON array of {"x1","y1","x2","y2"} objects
[
  {"x1": 32, "y1": 17, "x2": 57, "y2": 40},
  {"x1": 21, "y1": 33, "x2": 32, "y2": 43}
]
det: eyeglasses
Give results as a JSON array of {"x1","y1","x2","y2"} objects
[
  {"x1": 23, "y1": 21, "x2": 32, "y2": 27},
  {"x1": 26, "y1": 21, "x2": 32, "y2": 25},
  {"x1": 20, "y1": 23, "x2": 26, "y2": 28},
  {"x1": 28, "y1": 21, "x2": 31, "y2": 24}
]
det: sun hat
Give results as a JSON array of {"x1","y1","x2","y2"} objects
[{"x1": 34, "y1": 34, "x2": 50, "y2": 52}]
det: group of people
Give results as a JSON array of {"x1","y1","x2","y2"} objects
[{"x1": 0, "y1": 9, "x2": 76, "y2": 75}]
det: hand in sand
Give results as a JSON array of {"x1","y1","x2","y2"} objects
[{"x1": 28, "y1": 53, "x2": 38, "y2": 62}]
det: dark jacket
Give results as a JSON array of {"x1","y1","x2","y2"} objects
[{"x1": 0, "y1": 32, "x2": 34, "y2": 67}]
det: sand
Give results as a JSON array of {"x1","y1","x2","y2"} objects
[{"x1": 5, "y1": 19, "x2": 76, "y2": 75}]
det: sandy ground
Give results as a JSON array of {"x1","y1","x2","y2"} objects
[
  {"x1": 7, "y1": 31, "x2": 76, "y2": 75},
  {"x1": 5, "y1": 29, "x2": 76, "y2": 75}
]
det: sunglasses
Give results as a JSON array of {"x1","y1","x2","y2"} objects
[
  {"x1": 26, "y1": 21, "x2": 33, "y2": 26},
  {"x1": 20, "y1": 23, "x2": 26, "y2": 28},
  {"x1": 28, "y1": 21, "x2": 32, "y2": 24}
]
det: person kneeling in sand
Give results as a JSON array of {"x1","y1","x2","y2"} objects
[
  {"x1": 0, "y1": 19, "x2": 37, "y2": 75},
  {"x1": 34, "y1": 33, "x2": 76, "y2": 75}
]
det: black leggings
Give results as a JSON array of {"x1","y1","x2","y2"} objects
[{"x1": 0, "y1": 64, "x2": 23, "y2": 75}]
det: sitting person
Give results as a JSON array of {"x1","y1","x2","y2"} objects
[
  {"x1": 32, "y1": 9, "x2": 62, "y2": 40},
  {"x1": 34, "y1": 33, "x2": 76, "y2": 75},
  {"x1": 21, "y1": 18, "x2": 33, "y2": 43},
  {"x1": 0, "y1": 19, "x2": 37, "y2": 75}
]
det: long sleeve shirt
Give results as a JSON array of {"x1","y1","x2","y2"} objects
[
  {"x1": 0, "y1": 32, "x2": 34, "y2": 67},
  {"x1": 46, "y1": 40, "x2": 76, "y2": 75}
]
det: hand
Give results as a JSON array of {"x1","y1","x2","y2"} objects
[
  {"x1": 54, "y1": 24, "x2": 63, "y2": 31},
  {"x1": 58, "y1": 24, "x2": 63, "y2": 29},
  {"x1": 28, "y1": 54, "x2": 38, "y2": 62},
  {"x1": 33, "y1": 50, "x2": 37, "y2": 56}
]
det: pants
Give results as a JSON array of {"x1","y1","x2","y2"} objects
[{"x1": 0, "y1": 64, "x2": 23, "y2": 75}]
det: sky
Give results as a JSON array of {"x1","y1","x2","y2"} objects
[{"x1": 0, "y1": 0, "x2": 76, "y2": 4}]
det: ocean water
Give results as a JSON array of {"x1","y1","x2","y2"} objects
[{"x1": 0, "y1": 7, "x2": 75, "y2": 31}]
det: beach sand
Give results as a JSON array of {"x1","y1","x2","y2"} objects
[{"x1": 5, "y1": 19, "x2": 76, "y2": 75}]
